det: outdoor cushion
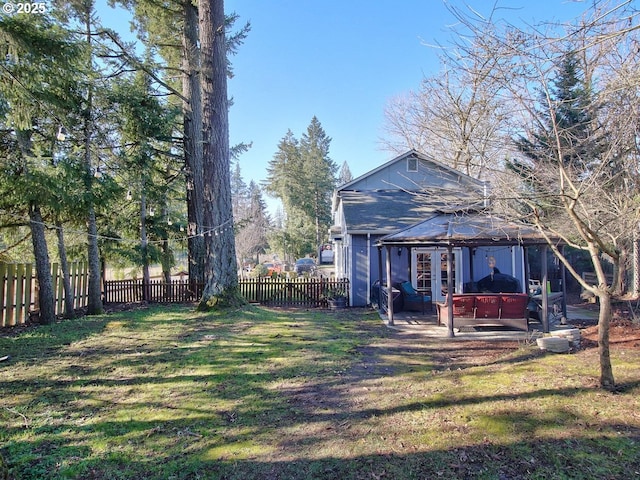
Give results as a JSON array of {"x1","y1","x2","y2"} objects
[
  {"x1": 500, "y1": 294, "x2": 529, "y2": 319},
  {"x1": 452, "y1": 295, "x2": 475, "y2": 317},
  {"x1": 399, "y1": 281, "x2": 431, "y2": 302},
  {"x1": 477, "y1": 273, "x2": 521, "y2": 293},
  {"x1": 474, "y1": 295, "x2": 501, "y2": 318},
  {"x1": 397, "y1": 281, "x2": 432, "y2": 312}
]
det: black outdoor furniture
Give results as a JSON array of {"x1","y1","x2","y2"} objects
[{"x1": 395, "y1": 281, "x2": 432, "y2": 313}]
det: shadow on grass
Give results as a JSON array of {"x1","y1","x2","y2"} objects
[
  {"x1": 4, "y1": 432, "x2": 640, "y2": 479},
  {"x1": 2, "y1": 304, "x2": 640, "y2": 479}
]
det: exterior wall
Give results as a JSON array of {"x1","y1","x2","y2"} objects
[
  {"x1": 332, "y1": 152, "x2": 494, "y2": 305},
  {"x1": 472, "y1": 246, "x2": 526, "y2": 292},
  {"x1": 347, "y1": 234, "x2": 408, "y2": 307},
  {"x1": 349, "y1": 235, "x2": 370, "y2": 307},
  {"x1": 347, "y1": 157, "x2": 478, "y2": 192}
]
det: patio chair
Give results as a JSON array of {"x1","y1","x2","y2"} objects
[{"x1": 396, "y1": 281, "x2": 432, "y2": 313}]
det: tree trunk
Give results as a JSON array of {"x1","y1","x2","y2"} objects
[
  {"x1": 84, "y1": 8, "x2": 103, "y2": 316},
  {"x1": 30, "y1": 204, "x2": 55, "y2": 325},
  {"x1": 86, "y1": 205, "x2": 103, "y2": 314},
  {"x1": 55, "y1": 219, "x2": 76, "y2": 319},
  {"x1": 198, "y1": 0, "x2": 241, "y2": 308},
  {"x1": 633, "y1": 226, "x2": 640, "y2": 299},
  {"x1": 596, "y1": 290, "x2": 615, "y2": 389},
  {"x1": 140, "y1": 190, "x2": 151, "y2": 301},
  {"x1": 182, "y1": 0, "x2": 206, "y2": 286}
]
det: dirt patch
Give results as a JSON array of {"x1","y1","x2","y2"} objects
[{"x1": 578, "y1": 319, "x2": 640, "y2": 349}]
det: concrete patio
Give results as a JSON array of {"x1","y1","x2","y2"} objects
[{"x1": 379, "y1": 304, "x2": 599, "y2": 340}]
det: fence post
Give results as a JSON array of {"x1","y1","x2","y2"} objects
[
  {"x1": 14, "y1": 264, "x2": 26, "y2": 325},
  {"x1": 6, "y1": 264, "x2": 15, "y2": 326},
  {"x1": 0, "y1": 264, "x2": 6, "y2": 327}
]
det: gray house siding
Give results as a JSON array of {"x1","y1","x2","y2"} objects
[
  {"x1": 348, "y1": 233, "x2": 409, "y2": 307},
  {"x1": 332, "y1": 150, "x2": 492, "y2": 306},
  {"x1": 343, "y1": 152, "x2": 485, "y2": 192}
]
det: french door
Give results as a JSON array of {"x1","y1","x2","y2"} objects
[{"x1": 411, "y1": 248, "x2": 462, "y2": 302}]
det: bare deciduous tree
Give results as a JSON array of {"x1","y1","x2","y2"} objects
[
  {"x1": 382, "y1": 37, "x2": 513, "y2": 180},
  {"x1": 448, "y1": 1, "x2": 640, "y2": 389}
]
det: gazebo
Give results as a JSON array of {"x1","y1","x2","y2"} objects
[{"x1": 376, "y1": 212, "x2": 566, "y2": 337}]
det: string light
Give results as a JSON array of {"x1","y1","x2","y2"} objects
[
  {"x1": 56, "y1": 126, "x2": 67, "y2": 141},
  {"x1": 0, "y1": 210, "x2": 236, "y2": 247}
]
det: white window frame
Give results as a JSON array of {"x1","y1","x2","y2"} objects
[
  {"x1": 407, "y1": 156, "x2": 418, "y2": 172},
  {"x1": 411, "y1": 247, "x2": 463, "y2": 302}
]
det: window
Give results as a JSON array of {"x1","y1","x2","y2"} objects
[
  {"x1": 412, "y1": 247, "x2": 463, "y2": 302},
  {"x1": 407, "y1": 156, "x2": 418, "y2": 172}
]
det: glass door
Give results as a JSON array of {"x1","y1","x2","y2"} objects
[
  {"x1": 414, "y1": 251, "x2": 433, "y2": 296},
  {"x1": 440, "y1": 251, "x2": 455, "y2": 297},
  {"x1": 412, "y1": 248, "x2": 462, "y2": 302}
]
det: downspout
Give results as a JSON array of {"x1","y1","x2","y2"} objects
[{"x1": 377, "y1": 245, "x2": 383, "y2": 311}]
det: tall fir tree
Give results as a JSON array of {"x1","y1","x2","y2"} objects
[
  {"x1": 0, "y1": 13, "x2": 84, "y2": 324},
  {"x1": 338, "y1": 160, "x2": 353, "y2": 185},
  {"x1": 198, "y1": 0, "x2": 242, "y2": 308},
  {"x1": 299, "y1": 116, "x2": 336, "y2": 249},
  {"x1": 263, "y1": 118, "x2": 336, "y2": 257}
]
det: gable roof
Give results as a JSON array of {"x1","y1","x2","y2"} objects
[
  {"x1": 337, "y1": 149, "x2": 486, "y2": 193},
  {"x1": 339, "y1": 190, "x2": 483, "y2": 235}
]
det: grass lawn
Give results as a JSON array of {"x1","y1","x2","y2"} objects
[{"x1": 1, "y1": 304, "x2": 639, "y2": 479}]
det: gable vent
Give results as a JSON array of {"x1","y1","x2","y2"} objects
[{"x1": 407, "y1": 156, "x2": 418, "y2": 172}]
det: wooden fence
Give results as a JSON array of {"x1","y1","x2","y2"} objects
[
  {"x1": 103, "y1": 279, "x2": 204, "y2": 304},
  {"x1": 237, "y1": 277, "x2": 349, "y2": 308},
  {"x1": 103, "y1": 277, "x2": 349, "y2": 308},
  {"x1": 1, "y1": 270, "x2": 349, "y2": 328},
  {"x1": 0, "y1": 262, "x2": 89, "y2": 327}
]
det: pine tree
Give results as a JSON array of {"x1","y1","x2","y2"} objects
[{"x1": 263, "y1": 118, "x2": 336, "y2": 257}]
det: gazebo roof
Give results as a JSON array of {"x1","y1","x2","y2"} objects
[{"x1": 378, "y1": 212, "x2": 552, "y2": 247}]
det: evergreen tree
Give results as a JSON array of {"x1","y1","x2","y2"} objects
[
  {"x1": 263, "y1": 118, "x2": 336, "y2": 257},
  {"x1": 116, "y1": 0, "x2": 249, "y2": 286},
  {"x1": 0, "y1": 13, "x2": 84, "y2": 324},
  {"x1": 299, "y1": 116, "x2": 337, "y2": 249},
  {"x1": 198, "y1": 0, "x2": 241, "y2": 308},
  {"x1": 510, "y1": 52, "x2": 603, "y2": 190},
  {"x1": 107, "y1": 65, "x2": 179, "y2": 297},
  {"x1": 263, "y1": 130, "x2": 302, "y2": 209},
  {"x1": 338, "y1": 160, "x2": 353, "y2": 185}
]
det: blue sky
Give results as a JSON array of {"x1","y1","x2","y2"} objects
[
  {"x1": 223, "y1": 0, "x2": 589, "y2": 204},
  {"x1": 98, "y1": 0, "x2": 592, "y2": 212}
]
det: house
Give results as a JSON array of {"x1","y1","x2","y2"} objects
[{"x1": 330, "y1": 150, "x2": 494, "y2": 307}]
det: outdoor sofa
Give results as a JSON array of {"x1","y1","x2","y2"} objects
[{"x1": 436, "y1": 293, "x2": 529, "y2": 331}]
